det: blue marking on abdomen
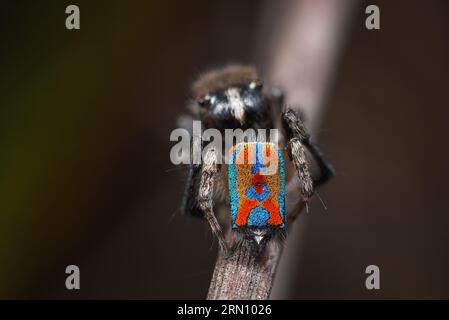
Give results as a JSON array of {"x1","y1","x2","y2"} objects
[{"x1": 247, "y1": 206, "x2": 270, "y2": 227}]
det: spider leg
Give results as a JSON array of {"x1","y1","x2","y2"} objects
[
  {"x1": 199, "y1": 148, "x2": 229, "y2": 253},
  {"x1": 180, "y1": 163, "x2": 203, "y2": 218},
  {"x1": 303, "y1": 137, "x2": 335, "y2": 188},
  {"x1": 286, "y1": 137, "x2": 313, "y2": 223},
  {"x1": 180, "y1": 134, "x2": 203, "y2": 218},
  {"x1": 282, "y1": 108, "x2": 335, "y2": 223}
]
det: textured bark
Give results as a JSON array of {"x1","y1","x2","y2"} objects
[{"x1": 208, "y1": 241, "x2": 280, "y2": 300}]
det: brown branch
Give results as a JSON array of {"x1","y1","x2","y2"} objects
[
  {"x1": 207, "y1": 0, "x2": 354, "y2": 300},
  {"x1": 208, "y1": 240, "x2": 279, "y2": 300}
]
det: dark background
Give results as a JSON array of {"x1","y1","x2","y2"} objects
[{"x1": 0, "y1": 0, "x2": 448, "y2": 299}]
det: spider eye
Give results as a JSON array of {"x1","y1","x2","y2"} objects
[
  {"x1": 198, "y1": 94, "x2": 211, "y2": 107},
  {"x1": 248, "y1": 81, "x2": 263, "y2": 91},
  {"x1": 241, "y1": 84, "x2": 262, "y2": 111}
]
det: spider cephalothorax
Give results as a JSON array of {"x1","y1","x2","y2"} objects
[
  {"x1": 192, "y1": 65, "x2": 272, "y2": 131},
  {"x1": 180, "y1": 65, "x2": 334, "y2": 254}
]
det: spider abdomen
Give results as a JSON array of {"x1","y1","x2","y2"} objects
[{"x1": 227, "y1": 142, "x2": 286, "y2": 231}]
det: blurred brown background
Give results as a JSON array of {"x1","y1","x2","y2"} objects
[{"x1": 0, "y1": 0, "x2": 448, "y2": 299}]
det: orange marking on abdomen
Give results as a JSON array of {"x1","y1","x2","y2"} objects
[
  {"x1": 261, "y1": 199, "x2": 282, "y2": 226},
  {"x1": 235, "y1": 199, "x2": 258, "y2": 227}
]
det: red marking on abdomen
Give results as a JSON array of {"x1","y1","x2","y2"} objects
[
  {"x1": 251, "y1": 172, "x2": 266, "y2": 194},
  {"x1": 261, "y1": 199, "x2": 282, "y2": 226},
  {"x1": 235, "y1": 199, "x2": 258, "y2": 227}
]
